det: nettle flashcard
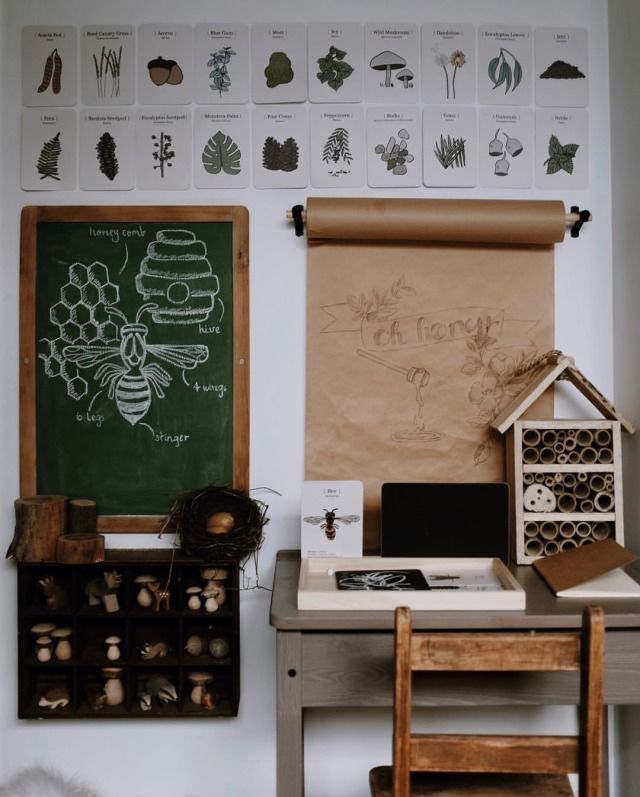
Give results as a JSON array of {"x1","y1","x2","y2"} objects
[
  {"x1": 301, "y1": 481, "x2": 363, "y2": 558},
  {"x1": 137, "y1": 24, "x2": 192, "y2": 106},
  {"x1": 193, "y1": 24, "x2": 250, "y2": 105},
  {"x1": 310, "y1": 105, "x2": 364, "y2": 188},
  {"x1": 79, "y1": 110, "x2": 134, "y2": 190},
  {"x1": 80, "y1": 26, "x2": 135, "y2": 106},
  {"x1": 22, "y1": 26, "x2": 77, "y2": 107},
  {"x1": 367, "y1": 107, "x2": 422, "y2": 188},
  {"x1": 535, "y1": 108, "x2": 588, "y2": 189},
  {"x1": 194, "y1": 108, "x2": 250, "y2": 189},
  {"x1": 22, "y1": 108, "x2": 76, "y2": 190},
  {"x1": 535, "y1": 28, "x2": 588, "y2": 108},
  {"x1": 423, "y1": 106, "x2": 477, "y2": 188},
  {"x1": 135, "y1": 108, "x2": 192, "y2": 190},
  {"x1": 479, "y1": 108, "x2": 533, "y2": 189},
  {"x1": 478, "y1": 25, "x2": 532, "y2": 107},
  {"x1": 365, "y1": 23, "x2": 420, "y2": 104},
  {"x1": 251, "y1": 23, "x2": 308, "y2": 104},
  {"x1": 252, "y1": 106, "x2": 309, "y2": 188},
  {"x1": 422, "y1": 23, "x2": 475, "y2": 105},
  {"x1": 308, "y1": 22, "x2": 363, "y2": 104}
]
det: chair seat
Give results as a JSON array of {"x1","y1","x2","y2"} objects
[{"x1": 369, "y1": 766, "x2": 575, "y2": 797}]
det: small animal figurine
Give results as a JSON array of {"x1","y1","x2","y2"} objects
[
  {"x1": 139, "y1": 675, "x2": 178, "y2": 710},
  {"x1": 37, "y1": 686, "x2": 70, "y2": 710},
  {"x1": 85, "y1": 570, "x2": 122, "y2": 613},
  {"x1": 38, "y1": 576, "x2": 69, "y2": 611},
  {"x1": 139, "y1": 641, "x2": 169, "y2": 661},
  {"x1": 147, "y1": 580, "x2": 171, "y2": 612}
]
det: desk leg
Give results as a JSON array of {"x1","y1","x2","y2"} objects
[{"x1": 277, "y1": 631, "x2": 304, "y2": 797}]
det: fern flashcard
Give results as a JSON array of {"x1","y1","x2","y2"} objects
[
  {"x1": 366, "y1": 106, "x2": 422, "y2": 188},
  {"x1": 478, "y1": 25, "x2": 532, "y2": 107},
  {"x1": 423, "y1": 106, "x2": 477, "y2": 188},
  {"x1": 135, "y1": 107, "x2": 191, "y2": 189},
  {"x1": 310, "y1": 105, "x2": 364, "y2": 188},
  {"x1": 194, "y1": 108, "x2": 249, "y2": 188},
  {"x1": 21, "y1": 108, "x2": 77, "y2": 190},
  {"x1": 194, "y1": 24, "x2": 250, "y2": 105},
  {"x1": 79, "y1": 109, "x2": 134, "y2": 190},
  {"x1": 22, "y1": 26, "x2": 77, "y2": 107}
]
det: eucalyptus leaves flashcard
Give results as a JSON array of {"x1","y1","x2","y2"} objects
[
  {"x1": 308, "y1": 22, "x2": 363, "y2": 104},
  {"x1": 535, "y1": 108, "x2": 588, "y2": 189},
  {"x1": 79, "y1": 109, "x2": 134, "y2": 190},
  {"x1": 535, "y1": 28, "x2": 588, "y2": 108},
  {"x1": 135, "y1": 108, "x2": 191, "y2": 190},
  {"x1": 365, "y1": 23, "x2": 420, "y2": 104},
  {"x1": 80, "y1": 26, "x2": 134, "y2": 106},
  {"x1": 366, "y1": 107, "x2": 422, "y2": 188},
  {"x1": 22, "y1": 26, "x2": 77, "y2": 107},
  {"x1": 251, "y1": 23, "x2": 308, "y2": 104},
  {"x1": 479, "y1": 108, "x2": 533, "y2": 188},
  {"x1": 310, "y1": 105, "x2": 364, "y2": 188},
  {"x1": 478, "y1": 25, "x2": 532, "y2": 107},
  {"x1": 194, "y1": 108, "x2": 250, "y2": 188},
  {"x1": 194, "y1": 24, "x2": 250, "y2": 105},
  {"x1": 422, "y1": 23, "x2": 475, "y2": 105},
  {"x1": 21, "y1": 108, "x2": 77, "y2": 190},
  {"x1": 252, "y1": 106, "x2": 309, "y2": 188},
  {"x1": 423, "y1": 106, "x2": 477, "y2": 188},
  {"x1": 137, "y1": 24, "x2": 193, "y2": 106}
]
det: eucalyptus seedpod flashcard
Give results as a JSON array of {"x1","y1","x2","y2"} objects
[
  {"x1": 194, "y1": 108, "x2": 250, "y2": 189},
  {"x1": 252, "y1": 106, "x2": 309, "y2": 188},
  {"x1": 194, "y1": 24, "x2": 250, "y2": 105},
  {"x1": 310, "y1": 105, "x2": 364, "y2": 188},
  {"x1": 252, "y1": 23, "x2": 308, "y2": 104},
  {"x1": 423, "y1": 106, "x2": 477, "y2": 188},
  {"x1": 308, "y1": 22, "x2": 363, "y2": 104},
  {"x1": 135, "y1": 108, "x2": 191, "y2": 190},
  {"x1": 367, "y1": 106, "x2": 422, "y2": 188},
  {"x1": 81, "y1": 26, "x2": 135, "y2": 106},
  {"x1": 479, "y1": 107, "x2": 533, "y2": 189},
  {"x1": 365, "y1": 23, "x2": 420, "y2": 104},
  {"x1": 478, "y1": 25, "x2": 532, "y2": 107},
  {"x1": 22, "y1": 108, "x2": 77, "y2": 190},
  {"x1": 22, "y1": 26, "x2": 77, "y2": 107},
  {"x1": 138, "y1": 24, "x2": 192, "y2": 106},
  {"x1": 535, "y1": 108, "x2": 588, "y2": 189},
  {"x1": 422, "y1": 23, "x2": 475, "y2": 105},
  {"x1": 535, "y1": 28, "x2": 588, "y2": 108},
  {"x1": 79, "y1": 109, "x2": 134, "y2": 190}
]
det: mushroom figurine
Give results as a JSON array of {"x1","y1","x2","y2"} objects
[
  {"x1": 135, "y1": 574, "x2": 158, "y2": 608},
  {"x1": 36, "y1": 635, "x2": 53, "y2": 662},
  {"x1": 51, "y1": 627, "x2": 72, "y2": 661},
  {"x1": 369, "y1": 50, "x2": 406, "y2": 87},
  {"x1": 104, "y1": 635, "x2": 121, "y2": 661},
  {"x1": 202, "y1": 585, "x2": 220, "y2": 613},
  {"x1": 186, "y1": 586, "x2": 203, "y2": 611},
  {"x1": 31, "y1": 622, "x2": 56, "y2": 657},
  {"x1": 188, "y1": 671, "x2": 214, "y2": 706},
  {"x1": 101, "y1": 667, "x2": 125, "y2": 706}
]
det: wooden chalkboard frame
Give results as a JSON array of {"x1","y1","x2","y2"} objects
[{"x1": 20, "y1": 205, "x2": 249, "y2": 533}]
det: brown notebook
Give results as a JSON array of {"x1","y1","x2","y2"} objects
[{"x1": 533, "y1": 539, "x2": 639, "y2": 594}]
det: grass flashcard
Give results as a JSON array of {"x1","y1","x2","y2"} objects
[
  {"x1": 81, "y1": 26, "x2": 134, "y2": 106},
  {"x1": 423, "y1": 106, "x2": 477, "y2": 188}
]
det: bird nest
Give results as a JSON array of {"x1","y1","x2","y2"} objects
[{"x1": 163, "y1": 485, "x2": 268, "y2": 562}]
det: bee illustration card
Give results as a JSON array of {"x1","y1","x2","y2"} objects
[
  {"x1": 135, "y1": 108, "x2": 192, "y2": 190},
  {"x1": 252, "y1": 105, "x2": 309, "y2": 188},
  {"x1": 22, "y1": 26, "x2": 77, "y2": 107},
  {"x1": 423, "y1": 106, "x2": 477, "y2": 188},
  {"x1": 194, "y1": 108, "x2": 250, "y2": 189},
  {"x1": 308, "y1": 22, "x2": 363, "y2": 104},
  {"x1": 478, "y1": 25, "x2": 532, "y2": 107},
  {"x1": 310, "y1": 105, "x2": 364, "y2": 188},
  {"x1": 137, "y1": 24, "x2": 192, "y2": 106},
  {"x1": 535, "y1": 108, "x2": 588, "y2": 189},
  {"x1": 422, "y1": 23, "x2": 475, "y2": 105},
  {"x1": 479, "y1": 107, "x2": 533, "y2": 188},
  {"x1": 535, "y1": 28, "x2": 588, "y2": 108},
  {"x1": 366, "y1": 106, "x2": 422, "y2": 188},
  {"x1": 251, "y1": 23, "x2": 307, "y2": 104},
  {"x1": 21, "y1": 108, "x2": 77, "y2": 191},
  {"x1": 80, "y1": 26, "x2": 135, "y2": 106},
  {"x1": 301, "y1": 480, "x2": 363, "y2": 558},
  {"x1": 79, "y1": 109, "x2": 134, "y2": 190},
  {"x1": 193, "y1": 24, "x2": 250, "y2": 105},
  {"x1": 365, "y1": 23, "x2": 420, "y2": 104}
]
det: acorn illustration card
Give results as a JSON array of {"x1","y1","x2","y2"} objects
[
  {"x1": 478, "y1": 25, "x2": 532, "y2": 107},
  {"x1": 80, "y1": 26, "x2": 134, "y2": 106},
  {"x1": 367, "y1": 107, "x2": 422, "y2": 188},
  {"x1": 365, "y1": 23, "x2": 420, "y2": 104},
  {"x1": 310, "y1": 105, "x2": 364, "y2": 188},
  {"x1": 479, "y1": 107, "x2": 533, "y2": 188},
  {"x1": 193, "y1": 24, "x2": 250, "y2": 105},
  {"x1": 194, "y1": 108, "x2": 250, "y2": 189},
  {"x1": 137, "y1": 24, "x2": 192, "y2": 106},
  {"x1": 21, "y1": 108, "x2": 77, "y2": 190},
  {"x1": 308, "y1": 22, "x2": 363, "y2": 104},
  {"x1": 422, "y1": 23, "x2": 475, "y2": 105},
  {"x1": 251, "y1": 23, "x2": 307, "y2": 104},
  {"x1": 535, "y1": 28, "x2": 588, "y2": 107},
  {"x1": 22, "y1": 26, "x2": 77, "y2": 107},
  {"x1": 423, "y1": 106, "x2": 477, "y2": 188},
  {"x1": 301, "y1": 481, "x2": 363, "y2": 558},
  {"x1": 535, "y1": 108, "x2": 588, "y2": 189},
  {"x1": 79, "y1": 110, "x2": 134, "y2": 190},
  {"x1": 135, "y1": 108, "x2": 192, "y2": 190}
]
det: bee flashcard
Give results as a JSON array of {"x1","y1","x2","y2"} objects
[
  {"x1": 22, "y1": 26, "x2": 78, "y2": 108},
  {"x1": 302, "y1": 481, "x2": 363, "y2": 558}
]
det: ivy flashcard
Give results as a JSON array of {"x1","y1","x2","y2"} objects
[
  {"x1": 252, "y1": 23, "x2": 308, "y2": 104},
  {"x1": 478, "y1": 25, "x2": 532, "y2": 107},
  {"x1": 535, "y1": 28, "x2": 588, "y2": 108},
  {"x1": 365, "y1": 23, "x2": 420, "y2": 104},
  {"x1": 479, "y1": 107, "x2": 533, "y2": 188},
  {"x1": 137, "y1": 24, "x2": 192, "y2": 106},
  {"x1": 310, "y1": 105, "x2": 364, "y2": 188},
  {"x1": 135, "y1": 108, "x2": 192, "y2": 190},
  {"x1": 535, "y1": 108, "x2": 588, "y2": 189},
  {"x1": 252, "y1": 106, "x2": 309, "y2": 188},
  {"x1": 194, "y1": 108, "x2": 250, "y2": 188},
  {"x1": 79, "y1": 109, "x2": 134, "y2": 190},
  {"x1": 81, "y1": 26, "x2": 135, "y2": 106},
  {"x1": 22, "y1": 108, "x2": 77, "y2": 190},
  {"x1": 422, "y1": 23, "x2": 475, "y2": 105},
  {"x1": 22, "y1": 26, "x2": 77, "y2": 107},
  {"x1": 194, "y1": 24, "x2": 250, "y2": 105},
  {"x1": 423, "y1": 106, "x2": 477, "y2": 188},
  {"x1": 366, "y1": 106, "x2": 422, "y2": 188},
  {"x1": 308, "y1": 22, "x2": 363, "y2": 104}
]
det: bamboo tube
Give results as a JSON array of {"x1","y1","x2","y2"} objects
[
  {"x1": 540, "y1": 521, "x2": 559, "y2": 540},
  {"x1": 594, "y1": 429, "x2": 612, "y2": 447},
  {"x1": 594, "y1": 492, "x2": 614, "y2": 512},
  {"x1": 553, "y1": 483, "x2": 564, "y2": 495},
  {"x1": 566, "y1": 429, "x2": 577, "y2": 438},
  {"x1": 557, "y1": 453, "x2": 569, "y2": 464},
  {"x1": 524, "y1": 522, "x2": 539, "y2": 538},
  {"x1": 592, "y1": 522, "x2": 610, "y2": 540},
  {"x1": 534, "y1": 473, "x2": 545, "y2": 483},
  {"x1": 544, "y1": 476, "x2": 555, "y2": 488},
  {"x1": 525, "y1": 538, "x2": 544, "y2": 557},
  {"x1": 568, "y1": 451, "x2": 580, "y2": 463},
  {"x1": 539, "y1": 447, "x2": 556, "y2": 464},
  {"x1": 576, "y1": 522, "x2": 591, "y2": 537},
  {"x1": 575, "y1": 482, "x2": 590, "y2": 499},
  {"x1": 580, "y1": 499, "x2": 594, "y2": 512},
  {"x1": 576, "y1": 429, "x2": 594, "y2": 447},
  {"x1": 580, "y1": 447, "x2": 598, "y2": 464},
  {"x1": 577, "y1": 472, "x2": 588, "y2": 482},
  {"x1": 523, "y1": 473, "x2": 535, "y2": 485},
  {"x1": 559, "y1": 521, "x2": 576, "y2": 538},
  {"x1": 522, "y1": 447, "x2": 540, "y2": 464},
  {"x1": 522, "y1": 429, "x2": 541, "y2": 446},
  {"x1": 542, "y1": 430, "x2": 558, "y2": 446},
  {"x1": 560, "y1": 539, "x2": 577, "y2": 551},
  {"x1": 557, "y1": 493, "x2": 577, "y2": 513},
  {"x1": 544, "y1": 540, "x2": 560, "y2": 556},
  {"x1": 589, "y1": 474, "x2": 606, "y2": 493},
  {"x1": 579, "y1": 537, "x2": 594, "y2": 546},
  {"x1": 605, "y1": 482, "x2": 614, "y2": 493},
  {"x1": 564, "y1": 437, "x2": 577, "y2": 451},
  {"x1": 604, "y1": 473, "x2": 614, "y2": 486},
  {"x1": 597, "y1": 447, "x2": 613, "y2": 464},
  {"x1": 553, "y1": 472, "x2": 563, "y2": 483},
  {"x1": 563, "y1": 473, "x2": 577, "y2": 489},
  {"x1": 553, "y1": 442, "x2": 565, "y2": 454}
]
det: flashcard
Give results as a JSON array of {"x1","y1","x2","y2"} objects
[
  {"x1": 137, "y1": 24, "x2": 192, "y2": 106},
  {"x1": 310, "y1": 105, "x2": 364, "y2": 188},
  {"x1": 308, "y1": 22, "x2": 363, "y2": 104},
  {"x1": 423, "y1": 106, "x2": 477, "y2": 188},
  {"x1": 252, "y1": 106, "x2": 309, "y2": 188},
  {"x1": 194, "y1": 24, "x2": 250, "y2": 105},
  {"x1": 478, "y1": 25, "x2": 532, "y2": 106},
  {"x1": 252, "y1": 23, "x2": 308, "y2": 104},
  {"x1": 135, "y1": 108, "x2": 191, "y2": 190},
  {"x1": 535, "y1": 108, "x2": 588, "y2": 189},
  {"x1": 422, "y1": 23, "x2": 475, "y2": 105},
  {"x1": 535, "y1": 28, "x2": 588, "y2": 108},
  {"x1": 194, "y1": 108, "x2": 250, "y2": 188},
  {"x1": 365, "y1": 23, "x2": 420, "y2": 104},
  {"x1": 479, "y1": 107, "x2": 533, "y2": 189},
  {"x1": 81, "y1": 26, "x2": 135, "y2": 106},
  {"x1": 367, "y1": 106, "x2": 422, "y2": 188},
  {"x1": 301, "y1": 480, "x2": 363, "y2": 558},
  {"x1": 22, "y1": 108, "x2": 76, "y2": 190},
  {"x1": 22, "y1": 26, "x2": 77, "y2": 107},
  {"x1": 79, "y1": 109, "x2": 135, "y2": 190}
]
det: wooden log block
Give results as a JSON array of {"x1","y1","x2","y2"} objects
[
  {"x1": 68, "y1": 498, "x2": 97, "y2": 535},
  {"x1": 10, "y1": 495, "x2": 67, "y2": 562},
  {"x1": 56, "y1": 533, "x2": 105, "y2": 564}
]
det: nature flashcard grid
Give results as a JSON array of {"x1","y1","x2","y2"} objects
[
  {"x1": 310, "y1": 105, "x2": 364, "y2": 188},
  {"x1": 194, "y1": 108, "x2": 250, "y2": 188},
  {"x1": 80, "y1": 26, "x2": 135, "y2": 106},
  {"x1": 535, "y1": 28, "x2": 588, "y2": 108},
  {"x1": 79, "y1": 110, "x2": 135, "y2": 190},
  {"x1": 22, "y1": 26, "x2": 78, "y2": 107},
  {"x1": 479, "y1": 107, "x2": 533, "y2": 188},
  {"x1": 535, "y1": 108, "x2": 588, "y2": 189},
  {"x1": 367, "y1": 106, "x2": 422, "y2": 188},
  {"x1": 478, "y1": 25, "x2": 532, "y2": 107},
  {"x1": 252, "y1": 106, "x2": 309, "y2": 188},
  {"x1": 308, "y1": 22, "x2": 364, "y2": 104},
  {"x1": 422, "y1": 23, "x2": 475, "y2": 105},
  {"x1": 137, "y1": 24, "x2": 192, "y2": 106},
  {"x1": 364, "y1": 23, "x2": 420, "y2": 104},
  {"x1": 21, "y1": 108, "x2": 77, "y2": 190},
  {"x1": 423, "y1": 106, "x2": 477, "y2": 188},
  {"x1": 193, "y1": 24, "x2": 250, "y2": 105},
  {"x1": 251, "y1": 24, "x2": 308, "y2": 104},
  {"x1": 135, "y1": 108, "x2": 192, "y2": 189}
]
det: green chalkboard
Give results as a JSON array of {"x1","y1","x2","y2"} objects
[{"x1": 20, "y1": 206, "x2": 249, "y2": 532}]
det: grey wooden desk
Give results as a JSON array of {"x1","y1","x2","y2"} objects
[{"x1": 270, "y1": 550, "x2": 640, "y2": 797}]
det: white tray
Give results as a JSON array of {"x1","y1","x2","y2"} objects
[{"x1": 297, "y1": 556, "x2": 525, "y2": 611}]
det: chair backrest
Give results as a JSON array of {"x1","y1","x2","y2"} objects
[{"x1": 393, "y1": 605, "x2": 605, "y2": 797}]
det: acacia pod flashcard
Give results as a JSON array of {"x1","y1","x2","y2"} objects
[{"x1": 22, "y1": 26, "x2": 77, "y2": 107}]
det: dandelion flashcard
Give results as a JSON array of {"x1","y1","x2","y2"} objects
[{"x1": 422, "y1": 23, "x2": 475, "y2": 105}]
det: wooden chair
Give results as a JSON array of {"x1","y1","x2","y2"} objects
[{"x1": 369, "y1": 605, "x2": 605, "y2": 797}]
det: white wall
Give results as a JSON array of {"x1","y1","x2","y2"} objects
[{"x1": 0, "y1": 1, "x2": 617, "y2": 796}]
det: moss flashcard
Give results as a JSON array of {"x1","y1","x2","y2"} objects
[
  {"x1": 194, "y1": 108, "x2": 250, "y2": 188},
  {"x1": 310, "y1": 105, "x2": 364, "y2": 188},
  {"x1": 21, "y1": 108, "x2": 77, "y2": 190},
  {"x1": 535, "y1": 28, "x2": 588, "y2": 107},
  {"x1": 80, "y1": 26, "x2": 134, "y2": 106},
  {"x1": 535, "y1": 108, "x2": 588, "y2": 189},
  {"x1": 251, "y1": 24, "x2": 307, "y2": 104},
  {"x1": 423, "y1": 106, "x2": 477, "y2": 188},
  {"x1": 22, "y1": 26, "x2": 77, "y2": 107},
  {"x1": 194, "y1": 24, "x2": 250, "y2": 105},
  {"x1": 479, "y1": 108, "x2": 533, "y2": 188},
  {"x1": 365, "y1": 23, "x2": 420, "y2": 104},
  {"x1": 79, "y1": 110, "x2": 134, "y2": 190},
  {"x1": 422, "y1": 23, "x2": 475, "y2": 105},
  {"x1": 366, "y1": 107, "x2": 422, "y2": 188},
  {"x1": 135, "y1": 108, "x2": 191, "y2": 189},
  {"x1": 252, "y1": 106, "x2": 309, "y2": 188},
  {"x1": 308, "y1": 23, "x2": 363, "y2": 104},
  {"x1": 137, "y1": 24, "x2": 192, "y2": 106},
  {"x1": 478, "y1": 25, "x2": 532, "y2": 107}
]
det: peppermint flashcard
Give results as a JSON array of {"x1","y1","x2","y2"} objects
[
  {"x1": 367, "y1": 107, "x2": 422, "y2": 188},
  {"x1": 422, "y1": 23, "x2": 475, "y2": 105},
  {"x1": 252, "y1": 23, "x2": 307, "y2": 104},
  {"x1": 137, "y1": 24, "x2": 192, "y2": 106},
  {"x1": 81, "y1": 26, "x2": 135, "y2": 106},
  {"x1": 194, "y1": 108, "x2": 250, "y2": 189},
  {"x1": 535, "y1": 28, "x2": 588, "y2": 108},
  {"x1": 194, "y1": 24, "x2": 250, "y2": 105},
  {"x1": 423, "y1": 106, "x2": 477, "y2": 188},
  {"x1": 252, "y1": 106, "x2": 309, "y2": 188},
  {"x1": 22, "y1": 108, "x2": 76, "y2": 190},
  {"x1": 478, "y1": 25, "x2": 532, "y2": 107},
  {"x1": 135, "y1": 108, "x2": 191, "y2": 190},
  {"x1": 535, "y1": 108, "x2": 588, "y2": 189},
  {"x1": 308, "y1": 22, "x2": 363, "y2": 104},
  {"x1": 365, "y1": 23, "x2": 420, "y2": 104},
  {"x1": 479, "y1": 107, "x2": 533, "y2": 188},
  {"x1": 79, "y1": 109, "x2": 134, "y2": 190},
  {"x1": 22, "y1": 26, "x2": 77, "y2": 107},
  {"x1": 310, "y1": 105, "x2": 364, "y2": 188}
]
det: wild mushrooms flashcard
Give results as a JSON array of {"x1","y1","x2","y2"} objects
[
  {"x1": 422, "y1": 106, "x2": 477, "y2": 188},
  {"x1": 194, "y1": 108, "x2": 250, "y2": 188},
  {"x1": 137, "y1": 24, "x2": 192, "y2": 106},
  {"x1": 535, "y1": 28, "x2": 589, "y2": 108},
  {"x1": 308, "y1": 22, "x2": 363, "y2": 104},
  {"x1": 21, "y1": 108, "x2": 77, "y2": 190},
  {"x1": 251, "y1": 23, "x2": 308, "y2": 104},
  {"x1": 79, "y1": 109, "x2": 134, "y2": 190},
  {"x1": 193, "y1": 24, "x2": 250, "y2": 105},
  {"x1": 252, "y1": 105, "x2": 309, "y2": 188},
  {"x1": 422, "y1": 23, "x2": 475, "y2": 105},
  {"x1": 310, "y1": 105, "x2": 365, "y2": 188},
  {"x1": 478, "y1": 25, "x2": 532, "y2": 107},
  {"x1": 365, "y1": 23, "x2": 420, "y2": 104},
  {"x1": 535, "y1": 108, "x2": 588, "y2": 189},
  {"x1": 479, "y1": 107, "x2": 533, "y2": 188},
  {"x1": 80, "y1": 26, "x2": 134, "y2": 106},
  {"x1": 366, "y1": 106, "x2": 422, "y2": 188},
  {"x1": 22, "y1": 26, "x2": 77, "y2": 108},
  {"x1": 135, "y1": 108, "x2": 192, "y2": 189}
]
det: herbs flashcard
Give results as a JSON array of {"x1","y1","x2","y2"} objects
[
  {"x1": 423, "y1": 106, "x2": 477, "y2": 188},
  {"x1": 535, "y1": 108, "x2": 588, "y2": 189},
  {"x1": 194, "y1": 24, "x2": 250, "y2": 105},
  {"x1": 22, "y1": 26, "x2": 77, "y2": 107},
  {"x1": 366, "y1": 107, "x2": 422, "y2": 188},
  {"x1": 137, "y1": 24, "x2": 192, "y2": 106},
  {"x1": 535, "y1": 28, "x2": 588, "y2": 108},
  {"x1": 135, "y1": 108, "x2": 191, "y2": 190},
  {"x1": 252, "y1": 24, "x2": 307, "y2": 104},
  {"x1": 365, "y1": 23, "x2": 420, "y2": 104},
  {"x1": 79, "y1": 110, "x2": 134, "y2": 190},
  {"x1": 194, "y1": 108, "x2": 250, "y2": 189},
  {"x1": 308, "y1": 22, "x2": 363, "y2": 104},
  {"x1": 478, "y1": 25, "x2": 532, "y2": 107},
  {"x1": 22, "y1": 109, "x2": 76, "y2": 190},
  {"x1": 310, "y1": 105, "x2": 364, "y2": 188},
  {"x1": 252, "y1": 106, "x2": 309, "y2": 188},
  {"x1": 479, "y1": 108, "x2": 533, "y2": 188},
  {"x1": 422, "y1": 23, "x2": 475, "y2": 105},
  {"x1": 80, "y1": 26, "x2": 134, "y2": 106}
]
